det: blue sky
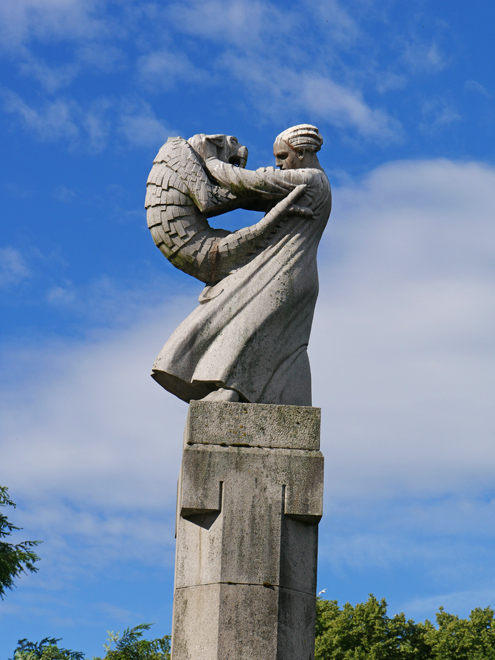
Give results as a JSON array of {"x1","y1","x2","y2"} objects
[{"x1": 1, "y1": 0, "x2": 495, "y2": 656}]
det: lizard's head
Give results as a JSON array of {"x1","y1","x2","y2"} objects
[{"x1": 188, "y1": 133, "x2": 248, "y2": 168}]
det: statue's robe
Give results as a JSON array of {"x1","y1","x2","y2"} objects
[{"x1": 151, "y1": 160, "x2": 332, "y2": 406}]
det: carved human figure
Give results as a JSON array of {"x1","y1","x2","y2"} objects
[{"x1": 150, "y1": 124, "x2": 332, "y2": 406}]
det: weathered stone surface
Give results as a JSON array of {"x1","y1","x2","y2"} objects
[
  {"x1": 172, "y1": 584, "x2": 317, "y2": 660},
  {"x1": 184, "y1": 400, "x2": 321, "y2": 450},
  {"x1": 171, "y1": 401, "x2": 324, "y2": 659}
]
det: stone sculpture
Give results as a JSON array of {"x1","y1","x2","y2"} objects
[
  {"x1": 145, "y1": 134, "x2": 306, "y2": 284},
  {"x1": 146, "y1": 125, "x2": 331, "y2": 407},
  {"x1": 144, "y1": 125, "x2": 330, "y2": 659}
]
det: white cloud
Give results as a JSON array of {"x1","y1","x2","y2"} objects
[
  {"x1": 420, "y1": 98, "x2": 461, "y2": 133},
  {"x1": 47, "y1": 283, "x2": 76, "y2": 305},
  {"x1": 167, "y1": 0, "x2": 400, "y2": 141},
  {"x1": 18, "y1": 56, "x2": 79, "y2": 93},
  {"x1": 2, "y1": 89, "x2": 112, "y2": 150},
  {"x1": 305, "y1": 0, "x2": 360, "y2": 48},
  {"x1": 301, "y1": 75, "x2": 402, "y2": 140},
  {"x1": 118, "y1": 100, "x2": 177, "y2": 148},
  {"x1": 1, "y1": 90, "x2": 173, "y2": 150},
  {"x1": 169, "y1": 0, "x2": 295, "y2": 50},
  {"x1": 401, "y1": 40, "x2": 448, "y2": 74},
  {"x1": 224, "y1": 55, "x2": 402, "y2": 141},
  {"x1": 376, "y1": 71, "x2": 408, "y2": 94},
  {"x1": 0, "y1": 0, "x2": 105, "y2": 51},
  {"x1": 82, "y1": 97, "x2": 113, "y2": 151},
  {"x1": 171, "y1": 0, "x2": 359, "y2": 56},
  {"x1": 137, "y1": 50, "x2": 207, "y2": 91},
  {"x1": 311, "y1": 159, "x2": 495, "y2": 502},
  {"x1": 0, "y1": 0, "x2": 405, "y2": 145},
  {"x1": 0, "y1": 246, "x2": 30, "y2": 287},
  {"x1": 0, "y1": 295, "x2": 193, "y2": 514},
  {"x1": 465, "y1": 80, "x2": 491, "y2": 98},
  {"x1": 53, "y1": 185, "x2": 77, "y2": 203},
  {"x1": 75, "y1": 42, "x2": 125, "y2": 74},
  {"x1": 2, "y1": 89, "x2": 79, "y2": 142}
]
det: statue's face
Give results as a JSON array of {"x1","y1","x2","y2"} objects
[{"x1": 273, "y1": 139, "x2": 301, "y2": 170}]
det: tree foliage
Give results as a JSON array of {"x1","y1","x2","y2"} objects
[
  {"x1": 0, "y1": 485, "x2": 41, "y2": 599},
  {"x1": 94, "y1": 624, "x2": 171, "y2": 660},
  {"x1": 11, "y1": 625, "x2": 171, "y2": 660},
  {"x1": 315, "y1": 595, "x2": 495, "y2": 660},
  {"x1": 10, "y1": 595, "x2": 495, "y2": 660},
  {"x1": 12, "y1": 638, "x2": 84, "y2": 660}
]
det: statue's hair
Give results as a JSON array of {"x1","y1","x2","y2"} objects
[{"x1": 275, "y1": 124, "x2": 323, "y2": 153}]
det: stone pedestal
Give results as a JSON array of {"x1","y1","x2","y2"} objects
[{"x1": 171, "y1": 401, "x2": 324, "y2": 660}]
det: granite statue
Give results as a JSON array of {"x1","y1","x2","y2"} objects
[{"x1": 145, "y1": 125, "x2": 332, "y2": 407}]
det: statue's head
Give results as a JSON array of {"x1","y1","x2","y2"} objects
[
  {"x1": 188, "y1": 134, "x2": 248, "y2": 168},
  {"x1": 273, "y1": 124, "x2": 323, "y2": 170}
]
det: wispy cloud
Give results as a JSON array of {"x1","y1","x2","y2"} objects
[
  {"x1": 0, "y1": 0, "x2": 106, "y2": 51},
  {"x1": 1, "y1": 90, "x2": 174, "y2": 150},
  {"x1": 137, "y1": 49, "x2": 209, "y2": 91},
  {"x1": 118, "y1": 100, "x2": 176, "y2": 148},
  {"x1": 375, "y1": 71, "x2": 408, "y2": 94},
  {"x1": 47, "y1": 283, "x2": 76, "y2": 305},
  {"x1": 401, "y1": 39, "x2": 448, "y2": 74},
  {"x1": 1, "y1": 0, "x2": 435, "y2": 148},
  {"x1": 305, "y1": 0, "x2": 360, "y2": 48},
  {"x1": 465, "y1": 79, "x2": 491, "y2": 98},
  {"x1": 420, "y1": 98, "x2": 461, "y2": 133},
  {"x1": 53, "y1": 185, "x2": 77, "y2": 203},
  {"x1": 0, "y1": 246, "x2": 30, "y2": 287},
  {"x1": 169, "y1": 0, "x2": 296, "y2": 50},
  {"x1": 165, "y1": 0, "x2": 401, "y2": 141},
  {"x1": 18, "y1": 56, "x2": 79, "y2": 93},
  {"x1": 224, "y1": 55, "x2": 402, "y2": 141},
  {"x1": 301, "y1": 75, "x2": 402, "y2": 140},
  {"x1": 3, "y1": 89, "x2": 79, "y2": 142},
  {"x1": 16, "y1": 44, "x2": 125, "y2": 93}
]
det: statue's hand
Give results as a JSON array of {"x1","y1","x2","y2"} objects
[{"x1": 287, "y1": 204, "x2": 314, "y2": 219}]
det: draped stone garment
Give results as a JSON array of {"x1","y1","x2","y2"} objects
[{"x1": 151, "y1": 159, "x2": 332, "y2": 406}]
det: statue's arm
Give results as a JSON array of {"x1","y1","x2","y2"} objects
[{"x1": 205, "y1": 158, "x2": 299, "y2": 200}]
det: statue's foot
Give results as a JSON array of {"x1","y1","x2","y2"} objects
[{"x1": 201, "y1": 387, "x2": 240, "y2": 402}]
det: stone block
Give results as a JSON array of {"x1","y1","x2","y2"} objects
[
  {"x1": 184, "y1": 400, "x2": 321, "y2": 450},
  {"x1": 172, "y1": 583, "x2": 317, "y2": 660},
  {"x1": 172, "y1": 402, "x2": 323, "y2": 659}
]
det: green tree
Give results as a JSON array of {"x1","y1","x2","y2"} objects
[
  {"x1": 315, "y1": 594, "x2": 430, "y2": 659},
  {"x1": 11, "y1": 597, "x2": 495, "y2": 660},
  {"x1": 0, "y1": 485, "x2": 41, "y2": 599},
  {"x1": 424, "y1": 605, "x2": 495, "y2": 660},
  {"x1": 11, "y1": 625, "x2": 171, "y2": 660},
  {"x1": 94, "y1": 624, "x2": 171, "y2": 660},
  {"x1": 12, "y1": 637, "x2": 84, "y2": 660},
  {"x1": 315, "y1": 595, "x2": 495, "y2": 660}
]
